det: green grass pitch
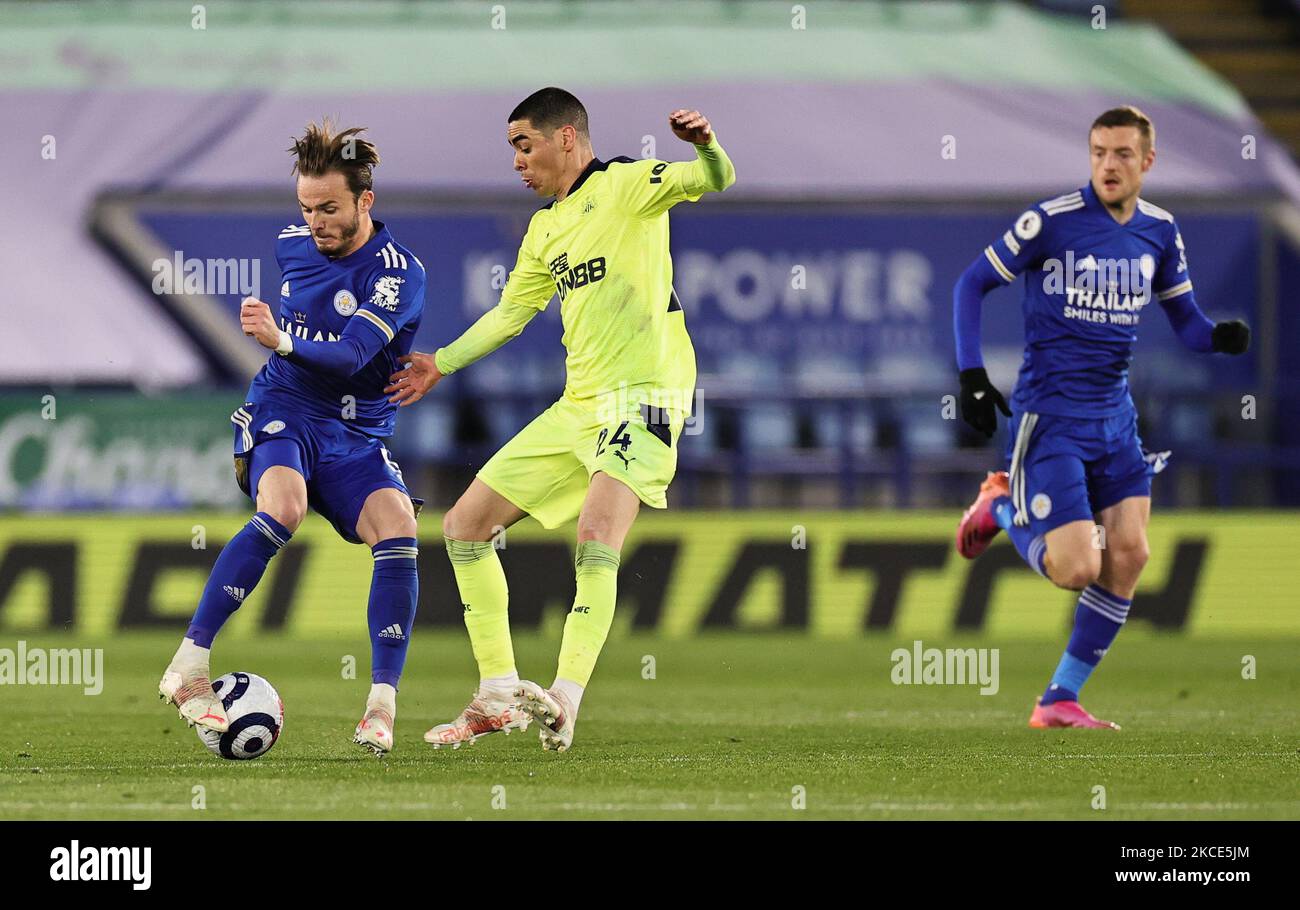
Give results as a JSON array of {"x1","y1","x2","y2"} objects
[{"x1": 1, "y1": 632, "x2": 1296, "y2": 820}]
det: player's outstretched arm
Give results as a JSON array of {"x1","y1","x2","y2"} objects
[
  {"x1": 241, "y1": 296, "x2": 384, "y2": 376},
  {"x1": 384, "y1": 300, "x2": 539, "y2": 406},
  {"x1": 952, "y1": 256, "x2": 1012, "y2": 438}
]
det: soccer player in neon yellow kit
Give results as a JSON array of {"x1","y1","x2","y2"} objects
[{"x1": 386, "y1": 87, "x2": 735, "y2": 751}]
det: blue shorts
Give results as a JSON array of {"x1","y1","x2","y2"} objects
[
  {"x1": 230, "y1": 400, "x2": 420, "y2": 545},
  {"x1": 1003, "y1": 408, "x2": 1157, "y2": 537}
]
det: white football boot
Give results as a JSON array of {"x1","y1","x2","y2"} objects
[
  {"x1": 354, "y1": 704, "x2": 395, "y2": 756},
  {"x1": 513, "y1": 680, "x2": 576, "y2": 753},
  {"x1": 424, "y1": 689, "x2": 530, "y2": 750},
  {"x1": 158, "y1": 665, "x2": 229, "y2": 732}
]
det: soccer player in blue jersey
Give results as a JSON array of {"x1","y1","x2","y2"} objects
[
  {"x1": 158, "y1": 121, "x2": 427, "y2": 754},
  {"x1": 952, "y1": 107, "x2": 1250, "y2": 729}
]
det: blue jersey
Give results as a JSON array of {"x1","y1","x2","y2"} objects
[
  {"x1": 982, "y1": 182, "x2": 1193, "y2": 418},
  {"x1": 246, "y1": 220, "x2": 426, "y2": 437}
]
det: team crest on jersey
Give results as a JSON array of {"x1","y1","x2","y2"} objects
[
  {"x1": 370, "y1": 275, "x2": 405, "y2": 312},
  {"x1": 333, "y1": 289, "x2": 358, "y2": 317},
  {"x1": 262, "y1": 420, "x2": 286, "y2": 435},
  {"x1": 1030, "y1": 493, "x2": 1052, "y2": 520},
  {"x1": 1014, "y1": 210, "x2": 1042, "y2": 241},
  {"x1": 1139, "y1": 254, "x2": 1156, "y2": 281}
]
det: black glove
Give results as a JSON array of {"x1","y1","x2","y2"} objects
[
  {"x1": 959, "y1": 367, "x2": 1012, "y2": 438},
  {"x1": 1211, "y1": 320, "x2": 1250, "y2": 355}
]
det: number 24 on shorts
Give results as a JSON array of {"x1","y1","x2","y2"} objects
[{"x1": 595, "y1": 421, "x2": 633, "y2": 457}]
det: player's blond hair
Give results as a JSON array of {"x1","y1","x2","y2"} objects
[
  {"x1": 289, "y1": 118, "x2": 380, "y2": 198},
  {"x1": 1090, "y1": 106, "x2": 1155, "y2": 152}
]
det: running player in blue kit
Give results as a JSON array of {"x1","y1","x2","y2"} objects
[
  {"x1": 952, "y1": 107, "x2": 1251, "y2": 729},
  {"x1": 158, "y1": 121, "x2": 426, "y2": 754}
]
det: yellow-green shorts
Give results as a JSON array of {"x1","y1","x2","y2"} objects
[{"x1": 477, "y1": 395, "x2": 685, "y2": 529}]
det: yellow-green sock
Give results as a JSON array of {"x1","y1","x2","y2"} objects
[
  {"x1": 445, "y1": 538, "x2": 516, "y2": 679},
  {"x1": 556, "y1": 540, "x2": 621, "y2": 688}
]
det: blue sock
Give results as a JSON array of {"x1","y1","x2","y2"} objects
[
  {"x1": 992, "y1": 495, "x2": 1046, "y2": 577},
  {"x1": 186, "y1": 513, "x2": 291, "y2": 648},
  {"x1": 1041, "y1": 583, "x2": 1130, "y2": 705},
  {"x1": 368, "y1": 537, "x2": 419, "y2": 689}
]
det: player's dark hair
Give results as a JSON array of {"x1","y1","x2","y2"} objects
[
  {"x1": 289, "y1": 118, "x2": 380, "y2": 198},
  {"x1": 509, "y1": 87, "x2": 589, "y2": 138},
  {"x1": 1090, "y1": 106, "x2": 1155, "y2": 151}
]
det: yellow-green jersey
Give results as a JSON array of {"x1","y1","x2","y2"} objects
[{"x1": 436, "y1": 136, "x2": 735, "y2": 410}]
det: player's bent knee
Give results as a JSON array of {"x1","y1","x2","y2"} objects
[
  {"x1": 1104, "y1": 542, "x2": 1149, "y2": 579},
  {"x1": 259, "y1": 500, "x2": 306, "y2": 533},
  {"x1": 1050, "y1": 569, "x2": 1096, "y2": 592},
  {"x1": 575, "y1": 521, "x2": 614, "y2": 545},
  {"x1": 387, "y1": 511, "x2": 418, "y2": 540},
  {"x1": 576, "y1": 508, "x2": 630, "y2": 546},
  {"x1": 357, "y1": 489, "x2": 417, "y2": 544},
  {"x1": 1128, "y1": 541, "x2": 1151, "y2": 570},
  {"x1": 575, "y1": 512, "x2": 605, "y2": 540},
  {"x1": 255, "y1": 468, "x2": 307, "y2": 532},
  {"x1": 1048, "y1": 558, "x2": 1101, "y2": 592},
  {"x1": 440, "y1": 508, "x2": 464, "y2": 540},
  {"x1": 441, "y1": 507, "x2": 488, "y2": 542}
]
